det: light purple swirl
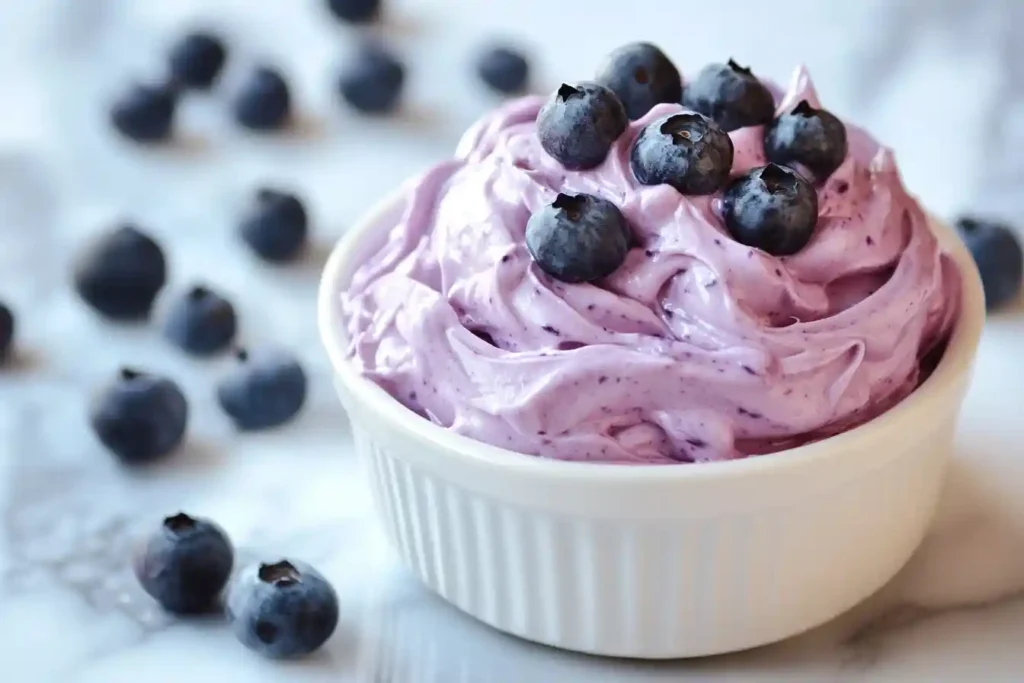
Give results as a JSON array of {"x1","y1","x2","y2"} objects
[{"x1": 341, "y1": 67, "x2": 961, "y2": 464}]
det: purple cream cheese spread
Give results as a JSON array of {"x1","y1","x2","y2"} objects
[{"x1": 341, "y1": 67, "x2": 961, "y2": 464}]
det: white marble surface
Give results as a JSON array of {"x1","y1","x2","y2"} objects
[{"x1": 2, "y1": 0, "x2": 1024, "y2": 680}]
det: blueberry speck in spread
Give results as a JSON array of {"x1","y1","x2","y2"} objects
[
  {"x1": 90, "y1": 368, "x2": 188, "y2": 465},
  {"x1": 217, "y1": 348, "x2": 307, "y2": 430},
  {"x1": 326, "y1": 0, "x2": 380, "y2": 23},
  {"x1": 477, "y1": 45, "x2": 529, "y2": 94},
  {"x1": 866, "y1": 236, "x2": 874, "y2": 246},
  {"x1": 133, "y1": 513, "x2": 234, "y2": 614},
  {"x1": 227, "y1": 560, "x2": 339, "y2": 658},
  {"x1": 722, "y1": 164, "x2": 819, "y2": 256},
  {"x1": 169, "y1": 32, "x2": 227, "y2": 90},
  {"x1": 0, "y1": 302, "x2": 13, "y2": 362},
  {"x1": 764, "y1": 100, "x2": 848, "y2": 181},
  {"x1": 742, "y1": 365, "x2": 757, "y2": 375},
  {"x1": 682, "y1": 60, "x2": 775, "y2": 133},
  {"x1": 541, "y1": 325, "x2": 559, "y2": 335},
  {"x1": 339, "y1": 45, "x2": 405, "y2": 114},
  {"x1": 630, "y1": 112, "x2": 734, "y2": 195},
  {"x1": 234, "y1": 67, "x2": 291, "y2": 131},
  {"x1": 163, "y1": 285, "x2": 237, "y2": 356},
  {"x1": 110, "y1": 82, "x2": 177, "y2": 142},
  {"x1": 956, "y1": 217, "x2": 1023, "y2": 310},
  {"x1": 526, "y1": 193, "x2": 632, "y2": 283},
  {"x1": 685, "y1": 438, "x2": 707, "y2": 448},
  {"x1": 74, "y1": 224, "x2": 167, "y2": 321},
  {"x1": 240, "y1": 188, "x2": 309, "y2": 263},
  {"x1": 595, "y1": 42, "x2": 682, "y2": 120},
  {"x1": 835, "y1": 180, "x2": 850, "y2": 194},
  {"x1": 537, "y1": 82, "x2": 628, "y2": 170}
]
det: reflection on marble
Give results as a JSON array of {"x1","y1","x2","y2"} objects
[{"x1": 2, "y1": 0, "x2": 1024, "y2": 680}]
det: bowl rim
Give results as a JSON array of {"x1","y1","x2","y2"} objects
[{"x1": 318, "y1": 188, "x2": 985, "y2": 483}]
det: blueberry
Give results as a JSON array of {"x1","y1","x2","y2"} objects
[
  {"x1": 722, "y1": 163, "x2": 819, "y2": 256},
  {"x1": 537, "y1": 82, "x2": 628, "y2": 171},
  {"x1": 227, "y1": 560, "x2": 339, "y2": 659},
  {"x1": 526, "y1": 193, "x2": 632, "y2": 283},
  {"x1": 110, "y1": 82, "x2": 177, "y2": 142},
  {"x1": 240, "y1": 189, "x2": 309, "y2": 263},
  {"x1": 0, "y1": 301, "x2": 13, "y2": 362},
  {"x1": 90, "y1": 368, "x2": 188, "y2": 465},
  {"x1": 234, "y1": 67, "x2": 291, "y2": 131},
  {"x1": 764, "y1": 100, "x2": 847, "y2": 181},
  {"x1": 133, "y1": 513, "x2": 234, "y2": 614},
  {"x1": 956, "y1": 217, "x2": 1023, "y2": 310},
  {"x1": 169, "y1": 32, "x2": 227, "y2": 90},
  {"x1": 595, "y1": 42, "x2": 682, "y2": 120},
  {"x1": 338, "y1": 45, "x2": 405, "y2": 115},
  {"x1": 74, "y1": 224, "x2": 167, "y2": 321},
  {"x1": 326, "y1": 0, "x2": 380, "y2": 23},
  {"x1": 163, "y1": 285, "x2": 237, "y2": 356},
  {"x1": 682, "y1": 60, "x2": 775, "y2": 133},
  {"x1": 630, "y1": 112, "x2": 734, "y2": 195},
  {"x1": 217, "y1": 348, "x2": 307, "y2": 430},
  {"x1": 477, "y1": 45, "x2": 529, "y2": 95}
]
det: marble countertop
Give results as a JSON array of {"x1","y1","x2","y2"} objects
[{"x1": 2, "y1": 0, "x2": 1024, "y2": 680}]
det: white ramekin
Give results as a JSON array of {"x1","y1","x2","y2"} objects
[{"x1": 318, "y1": 192, "x2": 985, "y2": 659}]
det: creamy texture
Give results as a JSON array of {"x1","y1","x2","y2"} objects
[{"x1": 341, "y1": 67, "x2": 961, "y2": 464}]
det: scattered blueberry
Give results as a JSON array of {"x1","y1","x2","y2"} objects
[
  {"x1": 240, "y1": 188, "x2": 309, "y2": 263},
  {"x1": 338, "y1": 45, "x2": 405, "y2": 114},
  {"x1": 722, "y1": 164, "x2": 819, "y2": 256},
  {"x1": 163, "y1": 285, "x2": 237, "y2": 356},
  {"x1": 169, "y1": 32, "x2": 227, "y2": 90},
  {"x1": 133, "y1": 512, "x2": 234, "y2": 614},
  {"x1": 326, "y1": 0, "x2": 380, "y2": 23},
  {"x1": 110, "y1": 82, "x2": 177, "y2": 142},
  {"x1": 89, "y1": 368, "x2": 188, "y2": 465},
  {"x1": 537, "y1": 82, "x2": 628, "y2": 170},
  {"x1": 477, "y1": 45, "x2": 529, "y2": 95},
  {"x1": 630, "y1": 112, "x2": 734, "y2": 195},
  {"x1": 74, "y1": 224, "x2": 167, "y2": 321},
  {"x1": 956, "y1": 217, "x2": 1023, "y2": 310},
  {"x1": 595, "y1": 42, "x2": 682, "y2": 120},
  {"x1": 227, "y1": 559, "x2": 339, "y2": 659},
  {"x1": 764, "y1": 100, "x2": 847, "y2": 181},
  {"x1": 682, "y1": 60, "x2": 774, "y2": 133},
  {"x1": 526, "y1": 193, "x2": 632, "y2": 283},
  {"x1": 0, "y1": 302, "x2": 13, "y2": 362},
  {"x1": 234, "y1": 67, "x2": 291, "y2": 131},
  {"x1": 217, "y1": 348, "x2": 307, "y2": 430}
]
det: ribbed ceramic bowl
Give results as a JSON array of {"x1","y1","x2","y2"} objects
[{"x1": 318, "y1": 192, "x2": 984, "y2": 659}]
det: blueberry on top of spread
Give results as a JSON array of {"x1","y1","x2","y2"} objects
[
  {"x1": 596, "y1": 42, "x2": 682, "y2": 120},
  {"x1": 526, "y1": 193, "x2": 632, "y2": 283},
  {"x1": 722, "y1": 163, "x2": 819, "y2": 256},
  {"x1": 630, "y1": 112, "x2": 734, "y2": 195},
  {"x1": 764, "y1": 100, "x2": 848, "y2": 181},
  {"x1": 537, "y1": 82, "x2": 628, "y2": 171},
  {"x1": 682, "y1": 59, "x2": 774, "y2": 133}
]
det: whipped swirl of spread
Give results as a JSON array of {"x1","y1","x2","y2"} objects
[{"x1": 341, "y1": 67, "x2": 961, "y2": 464}]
